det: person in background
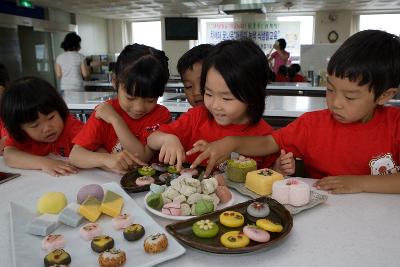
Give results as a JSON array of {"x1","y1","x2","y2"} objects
[
  {"x1": 0, "y1": 77, "x2": 83, "y2": 176},
  {"x1": 148, "y1": 39, "x2": 295, "y2": 176},
  {"x1": 69, "y1": 44, "x2": 170, "y2": 174},
  {"x1": 177, "y1": 44, "x2": 214, "y2": 107},
  {"x1": 275, "y1": 65, "x2": 289, "y2": 82},
  {"x1": 0, "y1": 63, "x2": 10, "y2": 154},
  {"x1": 268, "y1": 38, "x2": 290, "y2": 75},
  {"x1": 188, "y1": 30, "x2": 400, "y2": 194},
  {"x1": 288, "y1": 64, "x2": 305, "y2": 82},
  {"x1": 55, "y1": 32, "x2": 89, "y2": 92}
]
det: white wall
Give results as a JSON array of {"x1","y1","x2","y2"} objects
[
  {"x1": 76, "y1": 15, "x2": 108, "y2": 56},
  {"x1": 314, "y1": 10, "x2": 353, "y2": 44}
]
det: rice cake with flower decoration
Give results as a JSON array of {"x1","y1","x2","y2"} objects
[
  {"x1": 226, "y1": 156, "x2": 257, "y2": 183},
  {"x1": 245, "y1": 168, "x2": 283, "y2": 196}
]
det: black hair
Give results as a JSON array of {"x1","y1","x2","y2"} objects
[
  {"x1": 177, "y1": 44, "x2": 214, "y2": 77},
  {"x1": 277, "y1": 38, "x2": 287, "y2": 50},
  {"x1": 200, "y1": 39, "x2": 267, "y2": 125},
  {"x1": 278, "y1": 65, "x2": 288, "y2": 76},
  {"x1": 0, "y1": 77, "x2": 69, "y2": 143},
  {"x1": 0, "y1": 63, "x2": 10, "y2": 87},
  {"x1": 114, "y1": 43, "x2": 169, "y2": 98},
  {"x1": 288, "y1": 64, "x2": 301, "y2": 82},
  {"x1": 61, "y1": 32, "x2": 81, "y2": 51},
  {"x1": 328, "y1": 30, "x2": 400, "y2": 100}
]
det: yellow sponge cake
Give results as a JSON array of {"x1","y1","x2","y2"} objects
[
  {"x1": 245, "y1": 168, "x2": 284, "y2": 196},
  {"x1": 99, "y1": 190, "x2": 124, "y2": 217},
  {"x1": 79, "y1": 196, "x2": 101, "y2": 222}
]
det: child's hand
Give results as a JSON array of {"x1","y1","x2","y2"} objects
[
  {"x1": 95, "y1": 102, "x2": 119, "y2": 124},
  {"x1": 103, "y1": 150, "x2": 145, "y2": 174},
  {"x1": 187, "y1": 139, "x2": 233, "y2": 177},
  {"x1": 158, "y1": 135, "x2": 186, "y2": 171},
  {"x1": 314, "y1": 175, "x2": 364, "y2": 194},
  {"x1": 272, "y1": 149, "x2": 295, "y2": 176},
  {"x1": 41, "y1": 159, "x2": 79, "y2": 177}
]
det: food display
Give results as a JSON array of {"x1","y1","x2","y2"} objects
[
  {"x1": 226, "y1": 156, "x2": 257, "y2": 182},
  {"x1": 145, "y1": 173, "x2": 233, "y2": 219},
  {"x1": 43, "y1": 249, "x2": 71, "y2": 267},
  {"x1": 12, "y1": 183, "x2": 185, "y2": 267},
  {"x1": 120, "y1": 163, "x2": 203, "y2": 193},
  {"x1": 37, "y1": 192, "x2": 68, "y2": 214},
  {"x1": 77, "y1": 184, "x2": 104, "y2": 204},
  {"x1": 91, "y1": 235, "x2": 115, "y2": 253},
  {"x1": 245, "y1": 168, "x2": 284, "y2": 196},
  {"x1": 123, "y1": 224, "x2": 145, "y2": 241},
  {"x1": 166, "y1": 196, "x2": 293, "y2": 254},
  {"x1": 272, "y1": 178, "x2": 311, "y2": 206},
  {"x1": 79, "y1": 196, "x2": 102, "y2": 222},
  {"x1": 98, "y1": 248, "x2": 126, "y2": 267},
  {"x1": 144, "y1": 233, "x2": 169, "y2": 254}
]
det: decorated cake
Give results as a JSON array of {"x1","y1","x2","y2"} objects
[
  {"x1": 43, "y1": 249, "x2": 71, "y2": 267},
  {"x1": 143, "y1": 233, "x2": 168, "y2": 253},
  {"x1": 226, "y1": 156, "x2": 257, "y2": 183},
  {"x1": 98, "y1": 248, "x2": 126, "y2": 267},
  {"x1": 271, "y1": 178, "x2": 311, "y2": 206},
  {"x1": 192, "y1": 219, "x2": 219, "y2": 238},
  {"x1": 123, "y1": 224, "x2": 145, "y2": 241},
  {"x1": 245, "y1": 168, "x2": 284, "y2": 196},
  {"x1": 91, "y1": 235, "x2": 115, "y2": 253}
]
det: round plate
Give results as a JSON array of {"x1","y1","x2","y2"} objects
[{"x1": 144, "y1": 192, "x2": 235, "y2": 221}]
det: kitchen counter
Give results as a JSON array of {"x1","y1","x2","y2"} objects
[
  {"x1": 63, "y1": 91, "x2": 327, "y2": 118},
  {"x1": 0, "y1": 157, "x2": 399, "y2": 267}
]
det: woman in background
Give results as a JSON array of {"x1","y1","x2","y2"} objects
[{"x1": 55, "y1": 32, "x2": 89, "y2": 92}]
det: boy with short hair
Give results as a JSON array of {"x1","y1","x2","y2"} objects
[
  {"x1": 188, "y1": 30, "x2": 400, "y2": 194},
  {"x1": 177, "y1": 44, "x2": 213, "y2": 107}
]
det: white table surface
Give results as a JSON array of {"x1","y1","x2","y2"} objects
[
  {"x1": 63, "y1": 91, "x2": 327, "y2": 118},
  {"x1": 1, "y1": 157, "x2": 399, "y2": 267}
]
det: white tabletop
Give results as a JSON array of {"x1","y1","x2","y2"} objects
[
  {"x1": 0, "y1": 157, "x2": 399, "y2": 267},
  {"x1": 63, "y1": 91, "x2": 327, "y2": 118}
]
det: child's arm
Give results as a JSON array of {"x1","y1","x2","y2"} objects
[
  {"x1": 272, "y1": 149, "x2": 295, "y2": 176},
  {"x1": 3, "y1": 147, "x2": 78, "y2": 176},
  {"x1": 188, "y1": 135, "x2": 280, "y2": 176},
  {"x1": 314, "y1": 174, "x2": 400, "y2": 194},
  {"x1": 95, "y1": 103, "x2": 154, "y2": 162},
  {"x1": 147, "y1": 131, "x2": 186, "y2": 170},
  {"x1": 0, "y1": 136, "x2": 5, "y2": 156},
  {"x1": 69, "y1": 144, "x2": 145, "y2": 174}
]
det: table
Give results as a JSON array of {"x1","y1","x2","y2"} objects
[{"x1": 1, "y1": 158, "x2": 399, "y2": 267}]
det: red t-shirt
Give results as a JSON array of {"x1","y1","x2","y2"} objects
[
  {"x1": 4, "y1": 114, "x2": 83, "y2": 157},
  {"x1": 272, "y1": 106, "x2": 400, "y2": 179},
  {"x1": 159, "y1": 105, "x2": 277, "y2": 167},
  {"x1": 73, "y1": 99, "x2": 171, "y2": 153},
  {"x1": 0, "y1": 119, "x2": 5, "y2": 138}
]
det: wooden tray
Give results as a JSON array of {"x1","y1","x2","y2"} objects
[{"x1": 166, "y1": 196, "x2": 293, "y2": 254}]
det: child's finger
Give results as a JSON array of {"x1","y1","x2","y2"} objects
[
  {"x1": 280, "y1": 149, "x2": 286, "y2": 156},
  {"x1": 159, "y1": 147, "x2": 167, "y2": 163},
  {"x1": 190, "y1": 151, "x2": 210, "y2": 169},
  {"x1": 192, "y1": 139, "x2": 208, "y2": 148},
  {"x1": 176, "y1": 152, "x2": 184, "y2": 172},
  {"x1": 126, "y1": 151, "x2": 146, "y2": 166}
]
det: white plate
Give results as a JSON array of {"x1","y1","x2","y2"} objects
[
  {"x1": 144, "y1": 191, "x2": 235, "y2": 221},
  {"x1": 9, "y1": 182, "x2": 185, "y2": 267}
]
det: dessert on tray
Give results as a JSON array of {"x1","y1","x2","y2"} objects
[
  {"x1": 272, "y1": 178, "x2": 311, "y2": 206},
  {"x1": 245, "y1": 168, "x2": 284, "y2": 196}
]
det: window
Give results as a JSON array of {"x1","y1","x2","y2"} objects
[
  {"x1": 359, "y1": 14, "x2": 400, "y2": 36},
  {"x1": 131, "y1": 21, "x2": 162, "y2": 50}
]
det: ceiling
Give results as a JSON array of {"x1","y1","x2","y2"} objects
[{"x1": 30, "y1": 0, "x2": 400, "y2": 20}]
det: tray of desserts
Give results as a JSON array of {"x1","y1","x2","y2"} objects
[
  {"x1": 144, "y1": 173, "x2": 234, "y2": 221},
  {"x1": 166, "y1": 196, "x2": 292, "y2": 254},
  {"x1": 120, "y1": 163, "x2": 204, "y2": 193},
  {"x1": 9, "y1": 182, "x2": 185, "y2": 267}
]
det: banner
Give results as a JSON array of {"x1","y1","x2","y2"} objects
[{"x1": 206, "y1": 21, "x2": 300, "y2": 58}]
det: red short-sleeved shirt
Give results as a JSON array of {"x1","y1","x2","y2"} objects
[
  {"x1": 73, "y1": 99, "x2": 171, "y2": 153},
  {"x1": 4, "y1": 114, "x2": 83, "y2": 157},
  {"x1": 158, "y1": 105, "x2": 277, "y2": 167},
  {"x1": 272, "y1": 106, "x2": 400, "y2": 179}
]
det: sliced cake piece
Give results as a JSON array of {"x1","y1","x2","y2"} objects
[
  {"x1": 79, "y1": 196, "x2": 101, "y2": 222},
  {"x1": 245, "y1": 168, "x2": 284, "y2": 196},
  {"x1": 59, "y1": 203, "x2": 84, "y2": 227},
  {"x1": 27, "y1": 214, "x2": 60, "y2": 236},
  {"x1": 99, "y1": 190, "x2": 124, "y2": 217}
]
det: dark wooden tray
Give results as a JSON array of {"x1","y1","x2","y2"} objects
[
  {"x1": 120, "y1": 164, "x2": 205, "y2": 193},
  {"x1": 166, "y1": 197, "x2": 293, "y2": 254}
]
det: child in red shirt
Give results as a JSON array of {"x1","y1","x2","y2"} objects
[
  {"x1": 148, "y1": 39, "x2": 295, "y2": 175},
  {"x1": 70, "y1": 44, "x2": 171, "y2": 174},
  {"x1": 0, "y1": 77, "x2": 83, "y2": 176},
  {"x1": 189, "y1": 30, "x2": 400, "y2": 194},
  {"x1": 177, "y1": 44, "x2": 213, "y2": 107}
]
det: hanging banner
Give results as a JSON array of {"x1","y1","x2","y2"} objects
[{"x1": 206, "y1": 21, "x2": 300, "y2": 58}]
